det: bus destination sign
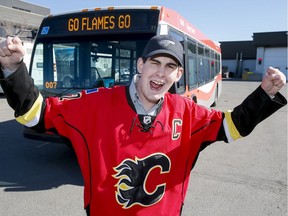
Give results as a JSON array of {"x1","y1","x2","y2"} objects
[
  {"x1": 68, "y1": 14, "x2": 131, "y2": 32},
  {"x1": 39, "y1": 10, "x2": 159, "y2": 36}
]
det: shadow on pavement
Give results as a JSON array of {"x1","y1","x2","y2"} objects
[{"x1": 0, "y1": 120, "x2": 83, "y2": 192}]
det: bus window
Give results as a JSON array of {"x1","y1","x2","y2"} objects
[
  {"x1": 187, "y1": 40, "x2": 198, "y2": 89},
  {"x1": 30, "y1": 43, "x2": 44, "y2": 88},
  {"x1": 203, "y1": 58, "x2": 209, "y2": 83},
  {"x1": 168, "y1": 31, "x2": 185, "y2": 94},
  {"x1": 90, "y1": 42, "x2": 113, "y2": 87},
  {"x1": 217, "y1": 53, "x2": 221, "y2": 74},
  {"x1": 197, "y1": 44, "x2": 205, "y2": 84},
  {"x1": 53, "y1": 43, "x2": 80, "y2": 88},
  {"x1": 204, "y1": 48, "x2": 211, "y2": 81},
  {"x1": 209, "y1": 50, "x2": 214, "y2": 79},
  {"x1": 188, "y1": 56, "x2": 197, "y2": 88},
  {"x1": 90, "y1": 41, "x2": 138, "y2": 88},
  {"x1": 115, "y1": 47, "x2": 134, "y2": 83},
  {"x1": 188, "y1": 40, "x2": 197, "y2": 55},
  {"x1": 197, "y1": 44, "x2": 204, "y2": 56}
]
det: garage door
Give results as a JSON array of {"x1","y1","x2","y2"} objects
[{"x1": 264, "y1": 47, "x2": 288, "y2": 81}]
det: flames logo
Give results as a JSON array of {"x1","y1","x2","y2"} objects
[{"x1": 113, "y1": 153, "x2": 171, "y2": 209}]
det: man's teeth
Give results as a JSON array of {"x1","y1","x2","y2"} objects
[{"x1": 152, "y1": 81, "x2": 164, "y2": 86}]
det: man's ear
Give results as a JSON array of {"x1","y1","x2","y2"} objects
[
  {"x1": 137, "y1": 57, "x2": 144, "y2": 74},
  {"x1": 175, "y1": 67, "x2": 184, "y2": 82}
]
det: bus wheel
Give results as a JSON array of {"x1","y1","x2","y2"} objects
[{"x1": 192, "y1": 96, "x2": 197, "y2": 104}]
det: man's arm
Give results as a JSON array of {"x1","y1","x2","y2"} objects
[
  {"x1": 223, "y1": 85, "x2": 286, "y2": 142},
  {"x1": 221, "y1": 67, "x2": 287, "y2": 142},
  {"x1": 0, "y1": 36, "x2": 45, "y2": 129},
  {"x1": 0, "y1": 62, "x2": 44, "y2": 127}
]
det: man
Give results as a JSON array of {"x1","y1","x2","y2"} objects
[{"x1": 0, "y1": 35, "x2": 287, "y2": 216}]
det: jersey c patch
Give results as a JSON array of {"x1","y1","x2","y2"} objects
[{"x1": 172, "y1": 119, "x2": 182, "y2": 140}]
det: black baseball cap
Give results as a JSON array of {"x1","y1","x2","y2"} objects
[{"x1": 142, "y1": 35, "x2": 184, "y2": 67}]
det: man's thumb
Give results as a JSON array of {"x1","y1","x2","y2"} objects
[
  {"x1": 8, "y1": 36, "x2": 22, "y2": 52},
  {"x1": 8, "y1": 36, "x2": 22, "y2": 51}
]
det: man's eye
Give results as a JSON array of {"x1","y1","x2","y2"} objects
[{"x1": 168, "y1": 65, "x2": 177, "y2": 69}]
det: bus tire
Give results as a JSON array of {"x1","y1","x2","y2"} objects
[{"x1": 192, "y1": 96, "x2": 197, "y2": 104}]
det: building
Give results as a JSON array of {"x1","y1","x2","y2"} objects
[
  {"x1": 0, "y1": 0, "x2": 50, "y2": 94},
  {"x1": 220, "y1": 31, "x2": 287, "y2": 81},
  {"x1": 0, "y1": 0, "x2": 50, "y2": 41}
]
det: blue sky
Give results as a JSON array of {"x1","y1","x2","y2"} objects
[{"x1": 25, "y1": 0, "x2": 287, "y2": 42}]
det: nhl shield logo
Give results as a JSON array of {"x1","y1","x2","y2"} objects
[{"x1": 143, "y1": 115, "x2": 152, "y2": 125}]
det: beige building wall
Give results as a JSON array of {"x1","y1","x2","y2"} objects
[{"x1": 0, "y1": 0, "x2": 50, "y2": 40}]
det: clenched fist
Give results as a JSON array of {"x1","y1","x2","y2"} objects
[
  {"x1": 0, "y1": 36, "x2": 25, "y2": 73},
  {"x1": 261, "y1": 67, "x2": 286, "y2": 97}
]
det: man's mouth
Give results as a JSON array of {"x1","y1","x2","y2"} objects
[{"x1": 150, "y1": 80, "x2": 164, "y2": 90}]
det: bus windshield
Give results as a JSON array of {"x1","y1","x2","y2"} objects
[{"x1": 31, "y1": 38, "x2": 148, "y2": 97}]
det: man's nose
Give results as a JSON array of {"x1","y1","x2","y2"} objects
[{"x1": 156, "y1": 65, "x2": 165, "y2": 76}]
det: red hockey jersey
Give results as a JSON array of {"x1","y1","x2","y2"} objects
[{"x1": 43, "y1": 86, "x2": 223, "y2": 215}]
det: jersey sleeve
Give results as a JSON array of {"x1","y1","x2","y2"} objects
[
  {"x1": 223, "y1": 85, "x2": 287, "y2": 142},
  {"x1": 190, "y1": 86, "x2": 286, "y2": 170},
  {"x1": 0, "y1": 62, "x2": 45, "y2": 130},
  {"x1": 191, "y1": 84, "x2": 287, "y2": 149}
]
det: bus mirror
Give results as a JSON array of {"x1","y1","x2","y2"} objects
[{"x1": 31, "y1": 30, "x2": 37, "y2": 39}]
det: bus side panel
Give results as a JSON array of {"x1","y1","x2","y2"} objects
[{"x1": 184, "y1": 73, "x2": 222, "y2": 108}]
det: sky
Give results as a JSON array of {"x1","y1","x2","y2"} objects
[{"x1": 24, "y1": 0, "x2": 287, "y2": 42}]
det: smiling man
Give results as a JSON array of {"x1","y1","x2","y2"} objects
[
  {"x1": 0, "y1": 35, "x2": 287, "y2": 216},
  {"x1": 131, "y1": 35, "x2": 184, "y2": 116}
]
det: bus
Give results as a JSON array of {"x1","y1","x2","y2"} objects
[{"x1": 24, "y1": 6, "x2": 222, "y2": 142}]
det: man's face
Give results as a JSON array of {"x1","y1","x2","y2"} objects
[{"x1": 136, "y1": 55, "x2": 183, "y2": 110}]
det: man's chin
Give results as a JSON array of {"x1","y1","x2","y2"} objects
[{"x1": 149, "y1": 94, "x2": 164, "y2": 103}]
